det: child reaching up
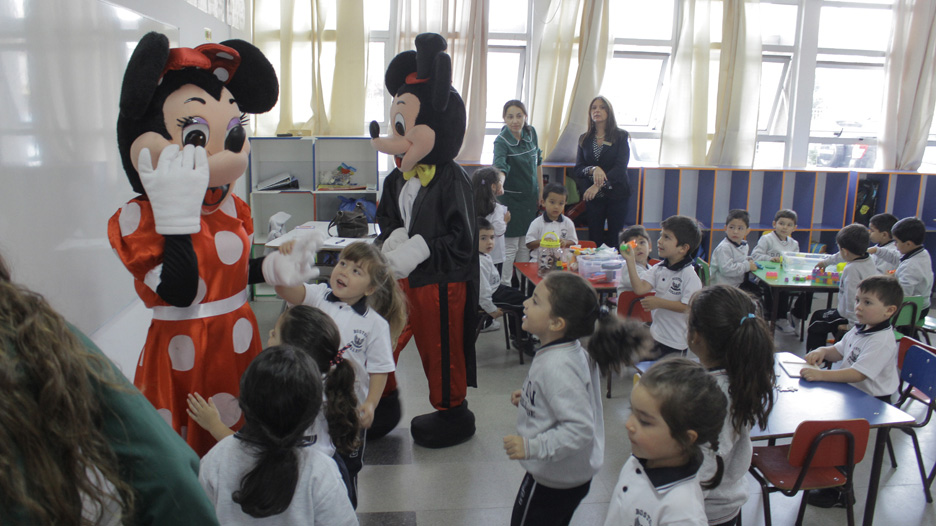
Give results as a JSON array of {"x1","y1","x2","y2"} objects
[
  {"x1": 616, "y1": 225, "x2": 652, "y2": 292},
  {"x1": 188, "y1": 305, "x2": 363, "y2": 506},
  {"x1": 504, "y1": 272, "x2": 652, "y2": 526},
  {"x1": 271, "y1": 241, "x2": 406, "y2": 504},
  {"x1": 603, "y1": 358, "x2": 728, "y2": 526},
  {"x1": 198, "y1": 345, "x2": 357, "y2": 525},
  {"x1": 687, "y1": 285, "x2": 775, "y2": 525}
]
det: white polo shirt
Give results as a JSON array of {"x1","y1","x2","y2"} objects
[
  {"x1": 603, "y1": 455, "x2": 707, "y2": 526},
  {"x1": 525, "y1": 213, "x2": 578, "y2": 262},
  {"x1": 832, "y1": 322, "x2": 899, "y2": 397},
  {"x1": 895, "y1": 246, "x2": 934, "y2": 310},
  {"x1": 301, "y1": 283, "x2": 395, "y2": 401},
  {"x1": 641, "y1": 257, "x2": 703, "y2": 350}
]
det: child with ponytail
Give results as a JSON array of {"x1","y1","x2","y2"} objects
[
  {"x1": 197, "y1": 345, "x2": 357, "y2": 525},
  {"x1": 503, "y1": 271, "x2": 652, "y2": 526},
  {"x1": 687, "y1": 285, "x2": 776, "y2": 525},
  {"x1": 603, "y1": 358, "x2": 728, "y2": 525},
  {"x1": 472, "y1": 167, "x2": 510, "y2": 275}
]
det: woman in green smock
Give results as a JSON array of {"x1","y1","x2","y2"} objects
[{"x1": 493, "y1": 100, "x2": 543, "y2": 285}]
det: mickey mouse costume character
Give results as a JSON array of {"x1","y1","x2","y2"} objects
[
  {"x1": 108, "y1": 32, "x2": 316, "y2": 457},
  {"x1": 370, "y1": 33, "x2": 479, "y2": 448}
]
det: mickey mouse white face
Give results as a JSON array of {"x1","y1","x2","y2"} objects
[
  {"x1": 130, "y1": 83, "x2": 251, "y2": 213},
  {"x1": 370, "y1": 92, "x2": 436, "y2": 172}
]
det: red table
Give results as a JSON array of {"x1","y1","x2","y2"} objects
[{"x1": 513, "y1": 262, "x2": 618, "y2": 300}]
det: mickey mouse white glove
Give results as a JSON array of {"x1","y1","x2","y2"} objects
[
  {"x1": 138, "y1": 144, "x2": 210, "y2": 235},
  {"x1": 262, "y1": 232, "x2": 324, "y2": 286},
  {"x1": 381, "y1": 227, "x2": 411, "y2": 253},
  {"x1": 385, "y1": 234, "x2": 430, "y2": 278}
]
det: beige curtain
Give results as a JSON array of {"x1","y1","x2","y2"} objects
[
  {"x1": 529, "y1": 0, "x2": 612, "y2": 161},
  {"x1": 879, "y1": 0, "x2": 936, "y2": 171},
  {"x1": 659, "y1": 0, "x2": 713, "y2": 165},
  {"x1": 253, "y1": 0, "x2": 366, "y2": 136},
  {"x1": 705, "y1": 0, "x2": 761, "y2": 167},
  {"x1": 393, "y1": 0, "x2": 488, "y2": 161}
]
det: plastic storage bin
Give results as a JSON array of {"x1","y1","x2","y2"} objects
[
  {"x1": 578, "y1": 254, "x2": 623, "y2": 283},
  {"x1": 781, "y1": 252, "x2": 826, "y2": 275}
]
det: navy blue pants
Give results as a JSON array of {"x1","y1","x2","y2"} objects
[
  {"x1": 511, "y1": 472, "x2": 591, "y2": 526},
  {"x1": 585, "y1": 196, "x2": 628, "y2": 248}
]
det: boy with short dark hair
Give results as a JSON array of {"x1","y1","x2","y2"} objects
[
  {"x1": 892, "y1": 217, "x2": 934, "y2": 319},
  {"x1": 803, "y1": 274, "x2": 902, "y2": 395},
  {"x1": 802, "y1": 275, "x2": 903, "y2": 510},
  {"x1": 617, "y1": 225, "x2": 652, "y2": 292},
  {"x1": 478, "y1": 218, "x2": 531, "y2": 351},
  {"x1": 622, "y1": 215, "x2": 703, "y2": 357},
  {"x1": 525, "y1": 183, "x2": 578, "y2": 262},
  {"x1": 751, "y1": 209, "x2": 802, "y2": 334},
  {"x1": 710, "y1": 209, "x2": 758, "y2": 287},
  {"x1": 817, "y1": 213, "x2": 900, "y2": 274},
  {"x1": 805, "y1": 223, "x2": 880, "y2": 351}
]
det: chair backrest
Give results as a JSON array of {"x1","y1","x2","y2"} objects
[
  {"x1": 578, "y1": 240, "x2": 597, "y2": 249},
  {"x1": 893, "y1": 296, "x2": 927, "y2": 327},
  {"x1": 616, "y1": 290, "x2": 654, "y2": 323},
  {"x1": 695, "y1": 257, "x2": 710, "y2": 286},
  {"x1": 788, "y1": 419, "x2": 870, "y2": 468},
  {"x1": 900, "y1": 345, "x2": 936, "y2": 401},
  {"x1": 897, "y1": 336, "x2": 936, "y2": 369}
]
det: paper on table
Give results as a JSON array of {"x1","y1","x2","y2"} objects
[{"x1": 780, "y1": 357, "x2": 820, "y2": 378}]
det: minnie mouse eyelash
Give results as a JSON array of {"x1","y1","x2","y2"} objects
[{"x1": 176, "y1": 116, "x2": 198, "y2": 128}]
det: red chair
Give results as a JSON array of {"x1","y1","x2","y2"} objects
[{"x1": 749, "y1": 419, "x2": 870, "y2": 526}]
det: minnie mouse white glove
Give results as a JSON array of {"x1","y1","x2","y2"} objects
[
  {"x1": 138, "y1": 144, "x2": 210, "y2": 235},
  {"x1": 381, "y1": 227, "x2": 411, "y2": 253},
  {"x1": 262, "y1": 232, "x2": 324, "y2": 286},
  {"x1": 385, "y1": 234, "x2": 430, "y2": 278}
]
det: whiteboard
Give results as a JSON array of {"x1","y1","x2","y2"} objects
[{"x1": 0, "y1": 0, "x2": 178, "y2": 334}]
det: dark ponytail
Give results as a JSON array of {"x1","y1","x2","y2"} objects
[
  {"x1": 640, "y1": 358, "x2": 728, "y2": 489},
  {"x1": 233, "y1": 345, "x2": 323, "y2": 518},
  {"x1": 278, "y1": 306, "x2": 361, "y2": 456},
  {"x1": 588, "y1": 307, "x2": 654, "y2": 376},
  {"x1": 688, "y1": 285, "x2": 775, "y2": 432},
  {"x1": 471, "y1": 167, "x2": 499, "y2": 218}
]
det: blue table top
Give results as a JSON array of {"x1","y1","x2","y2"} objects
[{"x1": 635, "y1": 353, "x2": 914, "y2": 440}]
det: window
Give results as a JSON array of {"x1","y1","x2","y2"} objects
[{"x1": 602, "y1": 0, "x2": 678, "y2": 163}]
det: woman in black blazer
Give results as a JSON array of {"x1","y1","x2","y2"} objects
[{"x1": 573, "y1": 96, "x2": 631, "y2": 248}]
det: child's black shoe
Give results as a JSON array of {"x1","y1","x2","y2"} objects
[{"x1": 806, "y1": 487, "x2": 854, "y2": 508}]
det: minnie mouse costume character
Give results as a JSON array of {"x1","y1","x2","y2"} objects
[
  {"x1": 370, "y1": 33, "x2": 479, "y2": 448},
  {"x1": 108, "y1": 33, "x2": 314, "y2": 456}
]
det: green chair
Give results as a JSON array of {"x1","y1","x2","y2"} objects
[
  {"x1": 892, "y1": 296, "x2": 928, "y2": 341},
  {"x1": 695, "y1": 257, "x2": 710, "y2": 286}
]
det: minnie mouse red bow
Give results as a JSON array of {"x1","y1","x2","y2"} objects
[{"x1": 161, "y1": 43, "x2": 241, "y2": 84}]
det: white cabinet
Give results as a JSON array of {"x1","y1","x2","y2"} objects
[{"x1": 247, "y1": 136, "x2": 379, "y2": 242}]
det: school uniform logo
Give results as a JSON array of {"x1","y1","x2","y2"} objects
[
  {"x1": 350, "y1": 329, "x2": 367, "y2": 353},
  {"x1": 634, "y1": 507, "x2": 652, "y2": 525},
  {"x1": 847, "y1": 347, "x2": 861, "y2": 366},
  {"x1": 668, "y1": 276, "x2": 683, "y2": 296}
]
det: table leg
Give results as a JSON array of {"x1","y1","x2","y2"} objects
[
  {"x1": 862, "y1": 427, "x2": 889, "y2": 526},
  {"x1": 770, "y1": 287, "x2": 780, "y2": 334}
]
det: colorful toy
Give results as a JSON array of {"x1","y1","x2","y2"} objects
[
  {"x1": 619, "y1": 239, "x2": 637, "y2": 253},
  {"x1": 766, "y1": 271, "x2": 778, "y2": 279},
  {"x1": 811, "y1": 267, "x2": 841, "y2": 286}
]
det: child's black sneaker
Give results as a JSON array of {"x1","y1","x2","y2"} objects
[{"x1": 806, "y1": 487, "x2": 854, "y2": 508}]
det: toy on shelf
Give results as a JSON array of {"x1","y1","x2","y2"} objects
[
  {"x1": 317, "y1": 162, "x2": 365, "y2": 190},
  {"x1": 811, "y1": 267, "x2": 841, "y2": 286}
]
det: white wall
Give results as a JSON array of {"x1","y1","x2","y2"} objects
[{"x1": 0, "y1": 0, "x2": 253, "y2": 381}]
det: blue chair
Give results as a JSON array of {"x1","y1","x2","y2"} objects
[{"x1": 895, "y1": 344, "x2": 936, "y2": 503}]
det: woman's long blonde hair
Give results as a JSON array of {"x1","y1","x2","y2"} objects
[
  {"x1": 339, "y1": 242, "x2": 408, "y2": 343},
  {"x1": 0, "y1": 255, "x2": 135, "y2": 524}
]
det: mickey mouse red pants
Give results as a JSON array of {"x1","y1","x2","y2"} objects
[{"x1": 383, "y1": 280, "x2": 467, "y2": 410}]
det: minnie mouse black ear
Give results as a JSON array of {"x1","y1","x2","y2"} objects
[
  {"x1": 384, "y1": 50, "x2": 417, "y2": 96},
  {"x1": 219, "y1": 39, "x2": 279, "y2": 114},
  {"x1": 119, "y1": 32, "x2": 170, "y2": 120}
]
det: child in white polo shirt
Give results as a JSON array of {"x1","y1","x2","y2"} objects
[
  {"x1": 818, "y1": 213, "x2": 901, "y2": 275},
  {"x1": 526, "y1": 183, "x2": 578, "y2": 263},
  {"x1": 892, "y1": 217, "x2": 934, "y2": 319},
  {"x1": 622, "y1": 215, "x2": 703, "y2": 357}
]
